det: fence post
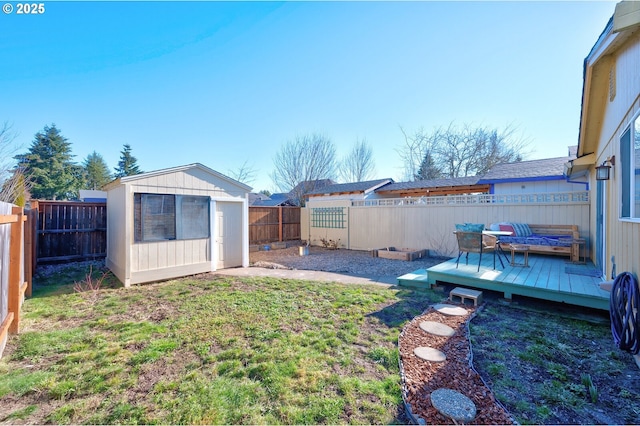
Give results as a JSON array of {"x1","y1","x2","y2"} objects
[
  {"x1": 8, "y1": 207, "x2": 25, "y2": 334},
  {"x1": 278, "y1": 206, "x2": 283, "y2": 242},
  {"x1": 23, "y1": 209, "x2": 33, "y2": 298}
]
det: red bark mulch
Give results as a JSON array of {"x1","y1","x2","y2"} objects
[{"x1": 398, "y1": 305, "x2": 515, "y2": 425}]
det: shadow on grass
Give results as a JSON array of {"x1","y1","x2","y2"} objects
[
  {"x1": 31, "y1": 261, "x2": 123, "y2": 299},
  {"x1": 369, "y1": 286, "x2": 446, "y2": 328}
]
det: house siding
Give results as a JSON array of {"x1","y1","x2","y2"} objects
[
  {"x1": 592, "y1": 29, "x2": 640, "y2": 278},
  {"x1": 493, "y1": 180, "x2": 584, "y2": 195}
]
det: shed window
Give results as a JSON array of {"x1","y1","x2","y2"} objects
[
  {"x1": 134, "y1": 193, "x2": 210, "y2": 242},
  {"x1": 620, "y1": 114, "x2": 640, "y2": 219}
]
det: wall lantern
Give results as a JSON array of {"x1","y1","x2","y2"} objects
[{"x1": 596, "y1": 156, "x2": 615, "y2": 181}]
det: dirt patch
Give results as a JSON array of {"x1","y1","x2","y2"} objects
[{"x1": 250, "y1": 244, "x2": 445, "y2": 277}]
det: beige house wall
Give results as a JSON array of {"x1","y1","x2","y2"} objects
[{"x1": 592, "y1": 30, "x2": 640, "y2": 279}]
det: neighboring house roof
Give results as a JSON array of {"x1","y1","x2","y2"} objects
[
  {"x1": 103, "y1": 163, "x2": 252, "y2": 192},
  {"x1": 251, "y1": 193, "x2": 296, "y2": 207},
  {"x1": 306, "y1": 178, "x2": 394, "y2": 197},
  {"x1": 248, "y1": 192, "x2": 271, "y2": 206},
  {"x1": 478, "y1": 156, "x2": 574, "y2": 183},
  {"x1": 290, "y1": 179, "x2": 336, "y2": 195},
  {"x1": 286, "y1": 179, "x2": 336, "y2": 205},
  {"x1": 79, "y1": 190, "x2": 107, "y2": 202},
  {"x1": 375, "y1": 176, "x2": 489, "y2": 197}
]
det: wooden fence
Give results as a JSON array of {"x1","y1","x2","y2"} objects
[
  {"x1": 1, "y1": 203, "x2": 32, "y2": 359},
  {"x1": 249, "y1": 206, "x2": 301, "y2": 244},
  {"x1": 30, "y1": 200, "x2": 107, "y2": 264},
  {"x1": 25, "y1": 202, "x2": 298, "y2": 264}
]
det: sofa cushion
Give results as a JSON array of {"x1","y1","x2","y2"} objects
[
  {"x1": 464, "y1": 223, "x2": 485, "y2": 232},
  {"x1": 510, "y1": 223, "x2": 532, "y2": 237},
  {"x1": 455, "y1": 223, "x2": 485, "y2": 232},
  {"x1": 499, "y1": 224, "x2": 515, "y2": 235}
]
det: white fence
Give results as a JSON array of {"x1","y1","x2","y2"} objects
[
  {"x1": 302, "y1": 191, "x2": 591, "y2": 257},
  {"x1": 352, "y1": 191, "x2": 589, "y2": 206}
]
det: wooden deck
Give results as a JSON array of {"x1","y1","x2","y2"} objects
[{"x1": 398, "y1": 252, "x2": 611, "y2": 311}]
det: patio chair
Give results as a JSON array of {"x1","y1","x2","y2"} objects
[{"x1": 455, "y1": 231, "x2": 499, "y2": 272}]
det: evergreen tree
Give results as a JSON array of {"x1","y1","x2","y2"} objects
[
  {"x1": 15, "y1": 124, "x2": 82, "y2": 200},
  {"x1": 83, "y1": 151, "x2": 112, "y2": 189},
  {"x1": 114, "y1": 144, "x2": 143, "y2": 178},
  {"x1": 415, "y1": 151, "x2": 443, "y2": 181}
]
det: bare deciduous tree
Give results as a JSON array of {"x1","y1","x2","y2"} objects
[
  {"x1": 397, "y1": 126, "x2": 440, "y2": 181},
  {"x1": 271, "y1": 133, "x2": 337, "y2": 206},
  {"x1": 0, "y1": 122, "x2": 30, "y2": 205},
  {"x1": 228, "y1": 160, "x2": 257, "y2": 186},
  {"x1": 339, "y1": 138, "x2": 376, "y2": 183},
  {"x1": 398, "y1": 122, "x2": 530, "y2": 180}
]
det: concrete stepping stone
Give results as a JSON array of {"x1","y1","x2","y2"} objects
[
  {"x1": 419, "y1": 321, "x2": 455, "y2": 337},
  {"x1": 414, "y1": 346, "x2": 446, "y2": 362},
  {"x1": 430, "y1": 388, "x2": 477, "y2": 423},
  {"x1": 433, "y1": 303, "x2": 468, "y2": 316}
]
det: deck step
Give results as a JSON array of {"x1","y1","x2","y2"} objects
[{"x1": 397, "y1": 269, "x2": 430, "y2": 289}]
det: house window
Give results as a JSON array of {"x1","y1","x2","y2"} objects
[
  {"x1": 134, "y1": 193, "x2": 210, "y2": 242},
  {"x1": 620, "y1": 114, "x2": 640, "y2": 219},
  {"x1": 311, "y1": 207, "x2": 345, "y2": 228}
]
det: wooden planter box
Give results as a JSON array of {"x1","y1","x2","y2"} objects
[{"x1": 372, "y1": 247, "x2": 427, "y2": 261}]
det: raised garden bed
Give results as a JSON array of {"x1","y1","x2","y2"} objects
[
  {"x1": 250, "y1": 241, "x2": 289, "y2": 252},
  {"x1": 372, "y1": 247, "x2": 427, "y2": 261}
]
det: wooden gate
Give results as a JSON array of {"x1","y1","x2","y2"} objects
[{"x1": 249, "y1": 206, "x2": 300, "y2": 244}]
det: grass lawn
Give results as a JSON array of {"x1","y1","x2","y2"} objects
[{"x1": 0, "y1": 264, "x2": 441, "y2": 424}]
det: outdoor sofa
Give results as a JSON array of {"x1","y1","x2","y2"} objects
[{"x1": 490, "y1": 223, "x2": 581, "y2": 262}]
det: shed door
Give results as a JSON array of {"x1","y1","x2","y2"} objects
[{"x1": 215, "y1": 202, "x2": 243, "y2": 269}]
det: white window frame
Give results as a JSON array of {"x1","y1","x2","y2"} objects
[
  {"x1": 619, "y1": 111, "x2": 640, "y2": 222},
  {"x1": 134, "y1": 193, "x2": 210, "y2": 242}
]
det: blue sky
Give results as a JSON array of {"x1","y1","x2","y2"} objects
[{"x1": 0, "y1": 1, "x2": 617, "y2": 192}]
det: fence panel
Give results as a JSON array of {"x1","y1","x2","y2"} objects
[
  {"x1": 249, "y1": 206, "x2": 300, "y2": 244},
  {"x1": 32, "y1": 200, "x2": 107, "y2": 263},
  {"x1": 303, "y1": 192, "x2": 591, "y2": 257},
  {"x1": 1, "y1": 203, "x2": 29, "y2": 359}
]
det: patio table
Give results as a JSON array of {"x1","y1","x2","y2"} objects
[{"x1": 482, "y1": 230, "x2": 512, "y2": 266}]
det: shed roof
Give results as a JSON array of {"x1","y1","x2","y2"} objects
[
  {"x1": 306, "y1": 178, "x2": 393, "y2": 196},
  {"x1": 103, "y1": 163, "x2": 252, "y2": 192}
]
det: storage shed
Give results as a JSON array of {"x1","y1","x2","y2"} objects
[{"x1": 104, "y1": 163, "x2": 251, "y2": 287}]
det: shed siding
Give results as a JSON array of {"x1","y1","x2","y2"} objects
[
  {"x1": 105, "y1": 185, "x2": 128, "y2": 285},
  {"x1": 106, "y1": 165, "x2": 249, "y2": 286},
  {"x1": 131, "y1": 239, "x2": 210, "y2": 274}
]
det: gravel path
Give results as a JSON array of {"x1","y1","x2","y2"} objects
[{"x1": 250, "y1": 243, "x2": 447, "y2": 277}]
